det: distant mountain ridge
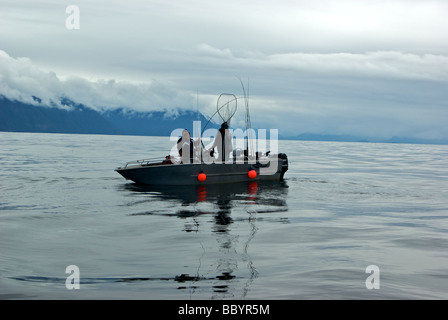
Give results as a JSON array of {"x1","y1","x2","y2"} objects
[
  {"x1": 280, "y1": 133, "x2": 448, "y2": 145},
  {"x1": 1, "y1": 95, "x2": 446, "y2": 145},
  {"x1": 0, "y1": 95, "x2": 212, "y2": 136}
]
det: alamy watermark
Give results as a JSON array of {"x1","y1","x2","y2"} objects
[
  {"x1": 169, "y1": 121, "x2": 279, "y2": 176},
  {"x1": 65, "y1": 265, "x2": 80, "y2": 289},
  {"x1": 65, "y1": 5, "x2": 80, "y2": 30},
  {"x1": 365, "y1": 265, "x2": 380, "y2": 290}
]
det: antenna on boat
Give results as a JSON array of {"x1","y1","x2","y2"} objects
[
  {"x1": 196, "y1": 88, "x2": 200, "y2": 137},
  {"x1": 239, "y1": 77, "x2": 254, "y2": 158},
  {"x1": 196, "y1": 88, "x2": 204, "y2": 164},
  {"x1": 196, "y1": 88, "x2": 200, "y2": 122}
]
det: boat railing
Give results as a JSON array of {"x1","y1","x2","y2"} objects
[
  {"x1": 120, "y1": 157, "x2": 167, "y2": 169},
  {"x1": 118, "y1": 153, "x2": 285, "y2": 169}
]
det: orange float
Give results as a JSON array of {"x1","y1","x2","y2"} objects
[{"x1": 248, "y1": 170, "x2": 257, "y2": 179}]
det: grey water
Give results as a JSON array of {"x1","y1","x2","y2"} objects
[{"x1": 1, "y1": 132, "x2": 447, "y2": 299}]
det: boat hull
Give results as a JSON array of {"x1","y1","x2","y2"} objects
[{"x1": 116, "y1": 155, "x2": 288, "y2": 186}]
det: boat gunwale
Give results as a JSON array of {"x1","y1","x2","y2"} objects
[{"x1": 116, "y1": 156, "x2": 284, "y2": 172}]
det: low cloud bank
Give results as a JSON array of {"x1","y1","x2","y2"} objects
[
  {"x1": 0, "y1": 50, "x2": 194, "y2": 112},
  {"x1": 196, "y1": 44, "x2": 448, "y2": 82}
]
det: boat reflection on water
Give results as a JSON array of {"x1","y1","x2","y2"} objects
[
  {"x1": 124, "y1": 182, "x2": 289, "y2": 236},
  {"x1": 122, "y1": 181, "x2": 288, "y2": 298},
  {"x1": 125, "y1": 180, "x2": 286, "y2": 202}
]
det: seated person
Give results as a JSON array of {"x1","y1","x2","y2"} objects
[{"x1": 177, "y1": 129, "x2": 201, "y2": 163}]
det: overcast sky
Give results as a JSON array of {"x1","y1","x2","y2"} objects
[{"x1": 1, "y1": 0, "x2": 447, "y2": 140}]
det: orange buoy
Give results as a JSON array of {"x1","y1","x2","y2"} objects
[
  {"x1": 248, "y1": 169, "x2": 257, "y2": 179},
  {"x1": 197, "y1": 172, "x2": 207, "y2": 182}
]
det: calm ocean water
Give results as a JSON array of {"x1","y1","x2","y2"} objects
[{"x1": 1, "y1": 132, "x2": 447, "y2": 299}]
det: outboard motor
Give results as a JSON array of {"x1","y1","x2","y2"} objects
[{"x1": 278, "y1": 153, "x2": 288, "y2": 180}]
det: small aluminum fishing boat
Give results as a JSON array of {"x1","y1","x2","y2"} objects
[
  {"x1": 115, "y1": 153, "x2": 288, "y2": 186},
  {"x1": 116, "y1": 85, "x2": 288, "y2": 186}
]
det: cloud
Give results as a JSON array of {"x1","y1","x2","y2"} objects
[
  {"x1": 0, "y1": 50, "x2": 63, "y2": 107},
  {"x1": 196, "y1": 44, "x2": 234, "y2": 60},
  {"x1": 269, "y1": 51, "x2": 448, "y2": 81},
  {"x1": 2, "y1": 47, "x2": 446, "y2": 141},
  {"x1": 193, "y1": 44, "x2": 448, "y2": 82},
  {"x1": 0, "y1": 50, "x2": 194, "y2": 112}
]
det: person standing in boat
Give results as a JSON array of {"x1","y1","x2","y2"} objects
[
  {"x1": 177, "y1": 129, "x2": 201, "y2": 164},
  {"x1": 209, "y1": 122, "x2": 233, "y2": 163}
]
